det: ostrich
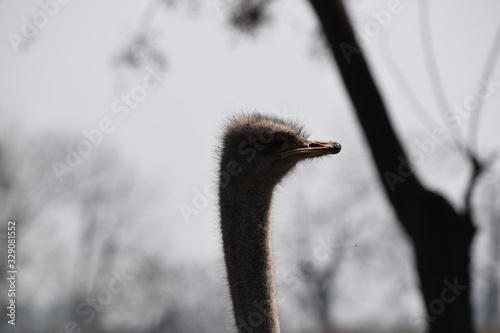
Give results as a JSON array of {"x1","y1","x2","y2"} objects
[{"x1": 218, "y1": 113, "x2": 341, "y2": 333}]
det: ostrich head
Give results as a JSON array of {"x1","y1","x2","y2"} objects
[
  {"x1": 218, "y1": 113, "x2": 341, "y2": 333},
  {"x1": 219, "y1": 113, "x2": 341, "y2": 188}
]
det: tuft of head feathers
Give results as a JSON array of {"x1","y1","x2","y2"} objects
[
  {"x1": 222, "y1": 113, "x2": 309, "y2": 141},
  {"x1": 218, "y1": 113, "x2": 314, "y2": 189}
]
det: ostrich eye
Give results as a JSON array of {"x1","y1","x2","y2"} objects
[{"x1": 265, "y1": 138, "x2": 284, "y2": 151}]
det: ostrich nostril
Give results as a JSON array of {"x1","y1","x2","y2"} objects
[{"x1": 309, "y1": 142, "x2": 322, "y2": 148}]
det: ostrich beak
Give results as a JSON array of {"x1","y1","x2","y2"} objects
[{"x1": 279, "y1": 140, "x2": 341, "y2": 159}]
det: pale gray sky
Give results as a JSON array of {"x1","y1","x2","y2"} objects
[
  {"x1": 0, "y1": 0, "x2": 499, "y2": 328},
  {"x1": 1, "y1": 0, "x2": 499, "y2": 256}
]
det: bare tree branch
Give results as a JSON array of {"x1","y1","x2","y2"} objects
[
  {"x1": 379, "y1": 34, "x2": 456, "y2": 153},
  {"x1": 418, "y1": 0, "x2": 468, "y2": 154},
  {"x1": 468, "y1": 22, "x2": 500, "y2": 152}
]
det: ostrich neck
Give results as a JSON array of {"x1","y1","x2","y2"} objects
[{"x1": 220, "y1": 181, "x2": 281, "y2": 333}]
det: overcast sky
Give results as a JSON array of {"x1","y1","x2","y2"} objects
[
  {"x1": 1, "y1": 0, "x2": 499, "y2": 262},
  {"x1": 2, "y1": 0, "x2": 500, "y2": 330}
]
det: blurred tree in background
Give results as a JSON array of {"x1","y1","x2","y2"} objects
[{"x1": 1, "y1": 0, "x2": 499, "y2": 332}]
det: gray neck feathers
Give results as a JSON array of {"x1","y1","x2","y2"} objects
[{"x1": 220, "y1": 181, "x2": 281, "y2": 333}]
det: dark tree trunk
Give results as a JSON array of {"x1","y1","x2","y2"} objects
[{"x1": 307, "y1": 0, "x2": 476, "y2": 331}]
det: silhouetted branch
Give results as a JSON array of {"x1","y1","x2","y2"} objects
[
  {"x1": 465, "y1": 152, "x2": 499, "y2": 218},
  {"x1": 418, "y1": 0, "x2": 467, "y2": 154},
  {"x1": 379, "y1": 34, "x2": 456, "y2": 153},
  {"x1": 307, "y1": 0, "x2": 476, "y2": 331},
  {"x1": 468, "y1": 22, "x2": 500, "y2": 152},
  {"x1": 418, "y1": 1, "x2": 500, "y2": 221},
  {"x1": 464, "y1": 154, "x2": 483, "y2": 218}
]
